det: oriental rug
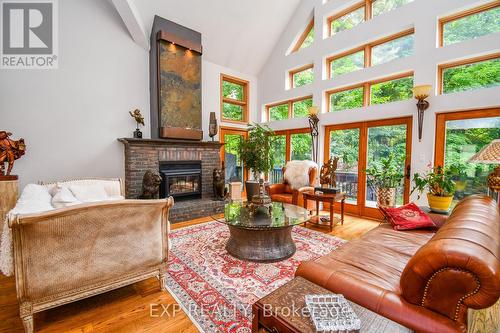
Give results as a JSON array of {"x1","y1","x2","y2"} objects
[{"x1": 165, "y1": 220, "x2": 346, "y2": 333}]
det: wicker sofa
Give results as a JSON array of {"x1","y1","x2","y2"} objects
[{"x1": 6, "y1": 178, "x2": 173, "y2": 333}]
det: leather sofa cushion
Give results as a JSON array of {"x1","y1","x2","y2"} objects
[
  {"x1": 270, "y1": 193, "x2": 293, "y2": 204},
  {"x1": 297, "y1": 224, "x2": 433, "y2": 293}
]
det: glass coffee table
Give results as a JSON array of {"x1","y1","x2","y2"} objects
[{"x1": 219, "y1": 201, "x2": 310, "y2": 263}]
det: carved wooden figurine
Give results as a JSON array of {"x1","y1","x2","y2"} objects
[
  {"x1": 320, "y1": 156, "x2": 339, "y2": 188},
  {"x1": 213, "y1": 168, "x2": 228, "y2": 201},
  {"x1": 0, "y1": 131, "x2": 26, "y2": 177},
  {"x1": 138, "y1": 170, "x2": 162, "y2": 199}
]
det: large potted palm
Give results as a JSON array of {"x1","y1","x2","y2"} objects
[
  {"x1": 239, "y1": 124, "x2": 275, "y2": 201},
  {"x1": 411, "y1": 165, "x2": 457, "y2": 213},
  {"x1": 365, "y1": 154, "x2": 405, "y2": 207}
]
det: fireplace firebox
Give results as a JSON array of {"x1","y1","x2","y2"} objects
[{"x1": 160, "y1": 161, "x2": 202, "y2": 200}]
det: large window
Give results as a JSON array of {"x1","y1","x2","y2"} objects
[
  {"x1": 291, "y1": 133, "x2": 312, "y2": 160},
  {"x1": 326, "y1": 72, "x2": 414, "y2": 112},
  {"x1": 270, "y1": 135, "x2": 287, "y2": 184},
  {"x1": 270, "y1": 129, "x2": 313, "y2": 182},
  {"x1": 435, "y1": 109, "x2": 500, "y2": 205},
  {"x1": 220, "y1": 74, "x2": 248, "y2": 123},
  {"x1": 290, "y1": 64, "x2": 314, "y2": 88},
  {"x1": 439, "y1": 54, "x2": 500, "y2": 94},
  {"x1": 328, "y1": 0, "x2": 414, "y2": 36},
  {"x1": 370, "y1": 75, "x2": 414, "y2": 105},
  {"x1": 327, "y1": 29, "x2": 414, "y2": 78},
  {"x1": 266, "y1": 96, "x2": 313, "y2": 121},
  {"x1": 440, "y1": 2, "x2": 500, "y2": 47},
  {"x1": 291, "y1": 19, "x2": 314, "y2": 53}
]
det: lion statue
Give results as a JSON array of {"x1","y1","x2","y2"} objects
[
  {"x1": 213, "y1": 168, "x2": 228, "y2": 201},
  {"x1": 0, "y1": 131, "x2": 26, "y2": 176},
  {"x1": 138, "y1": 170, "x2": 162, "y2": 199}
]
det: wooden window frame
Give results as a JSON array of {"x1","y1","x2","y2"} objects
[
  {"x1": 266, "y1": 95, "x2": 313, "y2": 121},
  {"x1": 273, "y1": 128, "x2": 311, "y2": 163},
  {"x1": 220, "y1": 74, "x2": 249, "y2": 124},
  {"x1": 219, "y1": 126, "x2": 249, "y2": 193},
  {"x1": 326, "y1": 28, "x2": 414, "y2": 78},
  {"x1": 437, "y1": 52, "x2": 500, "y2": 95},
  {"x1": 292, "y1": 18, "x2": 314, "y2": 53},
  {"x1": 289, "y1": 64, "x2": 314, "y2": 89},
  {"x1": 439, "y1": 1, "x2": 500, "y2": 47},
  {"x1": 325, "y1": 71, "x2": 414, "y2": 112},
  {"x1": 434, "y1": 108, "x2": 500, "y2": 168},
  {"x1": 324, "y1": 116, "x2": 413, "y2": 219},
  {"x1": 327, "y1": 1, "x2": 367, "y2": 37}
]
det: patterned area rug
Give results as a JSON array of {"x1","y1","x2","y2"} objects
[{"x1": 166, "y1": 221, "x2": 346, "y2": 333}]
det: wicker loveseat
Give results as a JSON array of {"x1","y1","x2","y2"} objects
[{"x1": 6, "y1": 178, "x2": 173, "y2": 333}]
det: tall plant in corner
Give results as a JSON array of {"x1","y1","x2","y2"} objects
[
  {"x1": 365, "y1": 153, "x2": 405, "y2": 207},
  {"x1": 239, "y1": 123, "x2": 275, "y2": 200}
]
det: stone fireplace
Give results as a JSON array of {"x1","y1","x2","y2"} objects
[{"x1": 119, "y1": 138, "x2": 224, "y2": 223}]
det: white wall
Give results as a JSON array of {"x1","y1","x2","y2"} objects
[
  {"x1": 257, "y1": 0, "x2": 500, "y2": 203},
  {"x1": 0, "y1": 0, "x2": 257, "y2": 188}
]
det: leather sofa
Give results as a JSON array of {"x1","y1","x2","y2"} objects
[
  {"x1": 267, "y1": 164, "x2": 317, "y2": 210},
  {"x1": 296, "y1": 195, "x2": 500, "y2": 333}
]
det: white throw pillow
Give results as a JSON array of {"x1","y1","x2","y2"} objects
[
  {"x1": 51, "y1": 186, "x2": 82, "y2": 208},
  {"x1": 283, "y1": 160, "x2": 318, "y2": 190},
  {"x1": 69, "y1": 184, "x2": 109, "y2": 202}
]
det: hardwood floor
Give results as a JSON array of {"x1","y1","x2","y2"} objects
[{"x1": 1, "y1": 214, "x2": 497, "y2": 332}]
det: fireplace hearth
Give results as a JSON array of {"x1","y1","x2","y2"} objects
[{"x1": 160, "y1": 161, "x2": 202, "y2": 200}]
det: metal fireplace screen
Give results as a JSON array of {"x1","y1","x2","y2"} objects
[{"x1": 160, "y1": 161, "x2": 202, "y2": 200}]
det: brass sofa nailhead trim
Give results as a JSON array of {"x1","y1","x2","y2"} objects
[{"x1": 421, "y1": 267, "x2": 481, "y2": 321}]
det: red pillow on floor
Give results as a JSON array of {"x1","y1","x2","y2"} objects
[{"x1": 379, "y1": 203, "x2": 436, "y2": 231}]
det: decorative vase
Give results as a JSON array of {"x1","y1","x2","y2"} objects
[
  {"x1": 245, "y1": 180, "x2": 260, "y2": 201},
  {"x1": 427, "y1": 193, "x2": 453, "y2": 213},
  {"x1": 376, "y1": 187, "x2": 396, "y2": 207}
]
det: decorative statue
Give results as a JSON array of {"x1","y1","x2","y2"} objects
[
  {"x1": 213, "y1": 168, "x2": 228, "y2": 201},
  {"x1": 208, "y1": 112, "x2": 218, "y2": 141},
  {"x1": 0, "y1": 131, "x2": 26, "y2": 177},
  {"x1": 138, "y1": 170, "x2": 162, "y2": 199},
  {"x1": 320, "y1": 156, "x2": 339, "y2": 188},
  {"x1": 129, "y1": 109, "x2": 145, "y2": 139}
]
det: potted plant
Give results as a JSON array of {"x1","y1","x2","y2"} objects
[
  {"x1": 365, "y1": 154, "x2": 405, "y2": 207},
  {"x1": 411, "y1": 165, "x2": 457, "y2": 213},
  {"x1": 239, "y1": 123, "x2": 275, "y2": 201}
]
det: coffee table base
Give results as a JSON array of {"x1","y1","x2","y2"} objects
[{"x1": 226, "y1": 225, "x2": 296, "y2": 263}]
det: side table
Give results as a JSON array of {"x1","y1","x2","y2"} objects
[{"x1": 302, "y1": 192, "x2": 345, "y2": 232}]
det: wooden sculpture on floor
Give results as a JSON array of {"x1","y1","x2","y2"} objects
[
  {"x1": 320, "y1": 156, "x2": 339, "y2": 188},
  {"x1": 139, "y1": 170, "x2": 162, "y2": 199},
  {"x1": 0, "y1": 131, "x2": 26, "y2": 178}
]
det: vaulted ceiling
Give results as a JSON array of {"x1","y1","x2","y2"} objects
[{"x1": 132, "y1": 0, "x2": 301, "y2": 75}]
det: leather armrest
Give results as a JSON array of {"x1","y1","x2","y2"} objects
[{"x1": 266, "y1": 183, "x2": 285, "y2": 196}]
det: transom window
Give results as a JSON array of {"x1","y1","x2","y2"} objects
[
  {"x1": 291, "y1": 19, "x2": 314, "y2": 53},
  {"x1": 267, "y1": 96, "x2": 313, "y2": 121},
  {"x1": 328, "y1": 0, "x2": 414, "y2": 36},
  {"x1": 326, "y1": 72, "x2": 414, "y2": 112},
  {"x1": 440, "y1": 2, "x2": 500, "y2": 47},
  {"x1": 220, "y1": 74, "x2": 249, "y2": 123},
  {"x1": 289, "y1": 64, "x2": 314, "y2": 88},
  {"x1": 327, "y1": 29, "x2": 414, "y2": 79},
  {"x1": 439, "y1": 54, "x2": 500, "y2": 94}
]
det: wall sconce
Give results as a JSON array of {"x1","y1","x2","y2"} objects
[
  {"x1": 308, "y1": 106, "x2": 320, "y2": 163},
  {"x1": 412, "y1": 85, "x2": 432, "y2": 142}
]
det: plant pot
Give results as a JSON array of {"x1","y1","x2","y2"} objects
[
  {"x1": 376, "y1": 187, "x2": 397, "y2": 207},
  {"x1": 245, "y1": 180, "x2": 260, "y2": 201},
  {"x1": 427, "y1": 193, "x2": 453, "y2": 213}
]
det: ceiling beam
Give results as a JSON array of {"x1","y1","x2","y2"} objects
[{"x1": 111, "y1": 0, "x2": 149, "y2": 50}]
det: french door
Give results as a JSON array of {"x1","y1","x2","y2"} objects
[
  {"x1": 219, "y1": 127, "x2": 248, "y2": 188},
  {"x1": 325, "y1": 117, "x2": 412, "y2": 219},
  {"x1": 435, "y1": 108, "x2": 500, "y2": 205}
]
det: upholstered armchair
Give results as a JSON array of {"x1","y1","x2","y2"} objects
[{"x1": 267, "y1": 161, "x2": 318, "y2": 210}]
